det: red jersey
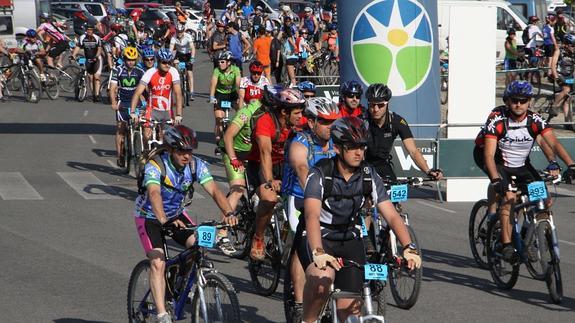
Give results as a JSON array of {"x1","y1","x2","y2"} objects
[
  {"x1": 247, "y1": 112, "x2": 290, "y2": 164},
  {"x1": 338, "y1": 102, "x2": 365, "y2": 118},
  {"x1": 240, "y1": 76, "x2": 270, "y2": 104},
  {"x1": 140, "y1": 67, "x2": 180, "y2": 111}
]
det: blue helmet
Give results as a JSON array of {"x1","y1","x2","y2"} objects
[
  {"x1": 340, "y1": 80, "x2": 363, "y2": 97},
  {"x1": 298, "y1": 81, "x2": 316, "y2": 93},
  {"x1": 504, "y1": 80, "x2": 533, "y2": 98},
  {"x1": 156, "y1": 48, "x2": 174, "y2": 61},
  {"x1": 141, "y1": 46, "x2": 155, "y2": 59},
  {"x1": 26, "y1": 29, "x2": 37, "y2": 38},
  {"x1": 564, "y1": 33, "x2": 575, "y2": 45},
  {"x1": 116, "y1": 8, "x2": 128, "y2": 16}
]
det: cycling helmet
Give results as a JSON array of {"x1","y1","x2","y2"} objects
[
  {"x1": 503, "y1": 80, "x2": 533, "y2": 98},
  {"x1": 164, "y1": 125, "x2": 198, "y2": 150},
  {"x1": 111, "y1": 23, "x2": 123, "y2": 32},
  {"x1": 141, "y1": 46, "x2": 155, "y2": 59},
  {"x1": 216, "y1": 20, "x2": 225, "y2": 28},
  {"x1": 547, "y1": 14, "x2": 557, "y2": 22},
  {"x1": 26, "y1": 29, "x2": 37, "y2": 38},
  {"x1": 340, "y1": 80, "x2": 363, "y2": 97},
  {"x1": 116, "y1": 8, "x2": 128, "y2": 16},
  {"x1": 262, "y1": 85, "x2": 306, "y2": 110},
  {"x1": 249, "y1": 60, "x2": 264, "y2": 73},
  {"x1": 328, "y1": 23, "x2": 337, "y2": 31},
  {"x1": 217, "y1": 50, "x2": 233, "y2": 61},
  {"x1": 507, "y1": 28, "x2": 516, "y2": 35},
  {"x1": 331, "y1": 116, "x2": 369, "y2": 147},
  {"x1": 156, "y1": 48, "x2": 174, "y2": 61},
  {"x1": 176, "y1": 24, "x2": 186, "y2": 32},
  {"x1": 565, "y1": 33, "x2": 575, "y2": 45},
  {"x1": 136, "y1": 20, "x2": 145, "y2": 30},
  {"x1": 366, "y1": 83, "x2": 392, "y2": 103},
  {"x1": 86, "y1": 23, "x2": 95, "y2": 30},
  {"x1": 305, "y1": 97, "x2": 340, "y2": 120},
  {"x1": 297, "y1": 81, "x2": 316, "y2": 93},
  {"x1": 39, "y1": 12, "x2": 51, "y2": 20},
  {"x1": 123, "y1": 46, "x2": 138, "y2": 60}
]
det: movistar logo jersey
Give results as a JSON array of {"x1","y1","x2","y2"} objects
[{"x1": 111, "y1": 65, "x2": 146, "y2": 106}]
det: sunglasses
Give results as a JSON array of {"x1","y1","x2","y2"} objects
[
  {"x1": 252, "y1": 72, "x2": 262, "y2": 75},
  {"x1": 317, "y1": 118, "x2": 334, "y2": 125},
  {"x1": 218, "y1": 60, "x2": 229, "y2": 64},
  {"x1": 176, "y1": 149, "x2": 193, "y2": 154},
  {"x1": 369, "y1": 101, "x2": 388, "y2": 109},
  {"x1": 304, "y1": 94, "x2": 314, "y2": 98},
  {"x1": 160, "y1": 60, "x2": 172, "y2": 65},
  {"x1": 144, "y1": 58, "x2": 155, "y2": 62},
  {"x1": 346, "y1": 94, "x2": 361, "y2": 99},
  {"x1": 343, "y1": 144, "x2": 367, "y2": 152},
  {"x1": 509, "y1": 97, "x2": 529, "y2": 104}
]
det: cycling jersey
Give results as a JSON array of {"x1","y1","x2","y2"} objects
[
  {"x1": 110, "y1": 65, "x2": 146, "y2": 106},
  {"x1": 219, "y1": 100, "x2": 262, "y2": 152},
  {"x1": 78, "y1": 34, "x2": 101, "y2": 59},
  {"x1": 140, "y1": 67, "x2": 180, "y2": 111},
  {"x1": 282, "y1": 131, "x2": 335, "y2": 198},
  {"x1": 214, "y1": 65, "x2": 241, "y2": 94},
  {"x1": 477, "y1": 107, "x2": 551, "y2": 168},
  {"x1": 19, "y1": 39, "x2": 44, "y2": 57},
  {"x1": 114, "y1": 33, "x2": 129, "y2": 51},
  {"x1": 170, "y1": 33, "x2": 194, "y2": 54},
  {"x1": 338, "y1": 103, "x2": 365, "y2": 118},
  {"x1": 135, "y1": 153, "x2": 213, "y2": 220},
  {"x1": 247, "y1": 112, "x2": 290, "y2": 164},
  {"x1": 239, "y1": 75, "x2": 270, "y2": 103},
  {"x1": 38, "y1": 22, "x2": 66, "y2": 42}
]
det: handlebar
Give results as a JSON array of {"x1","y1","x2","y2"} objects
[
  {"x1": 161, "y1": 220, "x2": 231, "y2": 236},
  {"x1": 381, "y1": 176, "x2": 436, "y2": 188}
]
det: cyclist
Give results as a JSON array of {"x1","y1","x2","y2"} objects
[
  {"x1": 226, "y1": 21, "x2": 250, "y2": 73},
  {"x1": 170, "y1": 24, "x2": 196, "y2": 101},
  {"x1": 300, "y1": 116, "x2": 421, "y2": 322},
  {"x1": 139, "y1": 46, "x2": 157, "y2": 70},
  {"x1": 209, "y1": 51, "x2": 241, "y2": 156},
  {"x1": 134, "y1": 125, "x2": 237, "y2": 323},
  {"x1": 72, "y1": 24, "x2": 103, "y2": 102},
  {"x1": 322, "y1": 23, "x2": 339, "y2": 61},
  {"x1": 112, "y1": 23, "x2": 129, "y2": 62},
  {"x1": 209, "y1": 21, "x2": 227, "y2": 67},
  {"x1": 338, "y1": 80, "x2": 365, "y2": 118},
  {"x1": 298, "y1": 81, "x2": 317, "y2": 98},
  {"x1": 480, "y1": 81, "x2": 575, "y2": 263},
  {"x1": 542, "y1": 14, "x2": 559, "y2": 80},
  {"x1": 18, "y1": 29, "x2": 47, "y2": 81},
  {"x1": 130, "y1": 48, "x2": 184, "y2": 146},
  {"x1": 554, "y1": 33, "x2": 575, "y2": 129},
  {"x1": 110, "y1": 46, "x2": 146, "y2": 167},
  {"x1": 135, "y1": 21, "x2": 150, "y2": 45},
  {"x1": 37, "y1": 13, "x2": 69, "y2": 69},
  {"x1": 248, "y1": 86, "x2": 306, "y2": 261},
  {"x1": 365, "y1": 83, "x2": 443, "y2": 181},
  {"x1": 282, "y1": 97, "x2": 340, "y2": 317},
  {"x1": 238, "y1": 60, "x2": 270, "y2": 108}
]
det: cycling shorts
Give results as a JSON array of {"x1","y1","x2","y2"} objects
[
  {"x1": 86, "y1": 57, "x2": 102, "y2": 75},
  {"x1": 214, "y1": 91, "x2": 238, "y2": 110},
  {"x1": 544, "y1": 44, "x2": 555, "y2": 58},
  {"x1": 48, "y1": 41, "x2": 67, "y2": 58},
  {"x1": 116, "y1": 101, "x2": 130, "y2": 122},
  {"x1": 143, "y1": 109, "x2": 172, "y2": 128},
  {"x1": 222, "y1": 151, "x2": 250, "y2": 182},
  {"x1": 286, "y1": 58, "x2": 298, "y2": 66},
  {"x1": 176, "y1": 53, "x2": 194, "y2": 71},
  {"x1": 298, "y1": 235, "x2": 366, "y2": 293},
  {"x1": 286, "y1": 194, "x2": 304, "y2": 233},
  {"x1": 246, "y1": 160, "x2": 283, "y2": 188},
  {"x1": 135, "y1": 212, "x2": 195, "y2": 254}
]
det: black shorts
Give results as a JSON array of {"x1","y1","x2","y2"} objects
[
  {"x1": 48, "y1": 40, "x2": 68, "y2": 58},
  {"x1": 214, "y1": 91, "x2": 238, "y2": 110},
  {"x1": 246, "y1": 161, "x2": 283, "y2": 188},
  {"x1": 298, "y1": 235, "x2": 367, "y2": 293},
  {"x1": 176, "y1": 52, "x2": 194, "y2": 71},
  {"x1": 135, "y1": 213, "x2": 195, "y2": 254},
  {"x1": 544, "y1": 44, "x2": 556, "y2": 57},
  {"x1": 116, "y1": 101, "x2": 130, "y2": 122},
  {"x1": 286, "y1": 58, "x2": 298, "y2": 66},
  {"x1": 86, "y1": 57, "x2": 102, "y2": 75}
]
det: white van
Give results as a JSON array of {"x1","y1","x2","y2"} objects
[
  {"x1": 438, "y1": 0, "x2": 529, "y2": 61},
  {"x1": 51, "y1": 1, "x2": 107, "y2": 22},
  {"x1": 0, "y1": 0, "x2": 52, "y2": 48}
]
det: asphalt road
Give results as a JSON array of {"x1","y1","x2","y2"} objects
[{"x1": 1, "y1": 51, "x2": 575, "y2": 323}]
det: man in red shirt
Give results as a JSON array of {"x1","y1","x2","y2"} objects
[
  {"x1": 338, "y1": 80, "x2": 365, "y2": 118},
  {"x1": 247, "y1": 86, "x2": 306, "y2": 261}
]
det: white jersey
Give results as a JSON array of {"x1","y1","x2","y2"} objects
[{"x1": 170, "y1": 34, "x2": 194, "y2": 54}]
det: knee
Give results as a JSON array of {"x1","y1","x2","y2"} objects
[
  {"x1": 149, "y1": 257, "x2": 165, "y2": 273},
  {"x1": 306, "y1": 271, "x2": 333, "y2": 296}
]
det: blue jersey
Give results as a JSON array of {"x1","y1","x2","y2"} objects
[
  {"x1": 110, "y1": 65, "x2": 146, "y2": 107},
  {"x1": 543, "y1": 24, "x2": 554, "y2": 45},
  {"x1": 281, "y1": 131, "x2": 336, "y2": 198},
  {"x1": 135, "y1": 153, "x2": 213, "y2": 220}
]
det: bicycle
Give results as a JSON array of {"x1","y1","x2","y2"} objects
[
  {"x1": 486, "y1": 172, "x2": 563, "y2": 304},
  {"x1": 40, "y1": 67, "x2": 60, "y2": 100},
  {"x1": 118, "y1": 110, "x2": 145, "y2": 176},
  {"x1": 177, "y1": 61, "x2": 191, "y2": 107},
  {"x1": 73, "y1": 57, "x2": 90, "y2": 102},
  {"x1": 44, "y1": 58, "x2": 82, "y2": 93},
  {"x1": 10, "y1": 54, "x2": 41, "y2": 103},
  {"x1": 517, "y1": 47, "x2": 544, "y2": 97},
  {"x1": 127, "y1": 221, "x2": 241, "y2": 322}
]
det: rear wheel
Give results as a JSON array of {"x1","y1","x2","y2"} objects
[
  {"x1": 538, "y1": 220, "x2": 563, "y2": 304},
  {"x1": 99, "y1": 79, "x2": 110, "y2": 105},
  {"x1": 59, "y1": 65, "x2": 81, "y2": 92},
  {"x1": 127, "y1": 260, "x2": 156, "y2": 323},
  {"x1": 43, "y1": 71, "x2": 60, "y2": 100},
  {"x1": 248, "y1": 223, "x2": 281, "y2": 296},
  {"x1": 468, "y1": 199, "x2": 490, "y2": 269},
  {"x1": 190, "y1": 272, "x2": 241, "y2": 323},
  {"x1": 389, "y1": 225, "x2": 421, "y2": 309},
  {"x1": 226, "y1": 195, "x2": 254, "y2": 259},
  {"x1": 24, "y1": 73, "x2": 41, "y2": 103},
  {"x1": 283, "y1": 253, "x2": 302, "y2": 323},
  {"x1": 486, "y1": 218, "x2": 519, "y2": 290}
]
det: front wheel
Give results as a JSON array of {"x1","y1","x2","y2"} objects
[
  {"x1": 468, "y1": 199, "x2": 490, "y2": 269},
  {"x1": 127, "y1": 260, "x2": 156, "y2": 323},
  {"x1": 75, "y1": 74, "x2": 87, "y2": 102},
  {"x1": 486, "y1": 218, "x2": 519, "y2": 290},
  {"x1": 190, "y1": 272, "x2": 241, "y2": 323},
  {"x1": 389, "y1": 225, "x2": 422, "y2": 309},
  {"x1": 226, "y1": 195, "x2": 254, "y2": 259},
  {"x1": 24, "y1": 73, "x2": 41, "y2": 103},
  {"x1": 59, "y1": 64, "x2": 81, "y2": 92},
  {"x1": 538, "y1": 220, "x2": 563, "y2": 304},
  {"x1": 248, "y1": 223, "x2": 281, "y2": 296}
]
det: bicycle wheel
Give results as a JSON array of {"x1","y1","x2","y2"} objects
[
  {"x1": 24, "y1": 73, "x2": 41, "y2": 103},
  {"x1": 59, "y1": 65, "x2": 81, "y2": 92},
  {"x1": 486, "y1": 218, "x2": 519, "y2": 290},
  {"x1": 440, "y1": 75, "x2": 448, "y2": 105},
  {"x1": 75, "y1": 74, "x2": 87, "y2": 102},
  {"x1": 226, "y1": 195, "x2": 254, "y2": 259},
  {"x1": 366, "y1": 280, "x2": 386, "y2": 318},
  {"x1": 44, "y1": 72, "x2": 60, "y2": 100},
  {"x1": 468, "y1": 199, "x2": 490, "y2": 269},
  {"x1": 190, "y1": 272, "x2": 241, "y2": 323},
  {"x1": 524, "y1": 217, "x2": 546, "y2": 280},
  {"x1": 127, "y1": 260, "x2": 156, "y2": 323},
  {"x1": 99, "y1": 80, "x2": 110, "y2": 105},
  {"x1": 283, "y1": 252, "x2": 303, "y2": 323},
  {"x1": 389, "y1": 226, "x2": 421, "y2": 309},
  {"x1": 132, "y1": 129, "x2": 143, "y2": 178},
  {"x1": 121, "y1": 129, "x2": 131, "y2": 175},
  {"x1": 248, "y1": 223, "x2": 281, "y2": 296},
  {"x1": 529, "y1": 71, "x2": 541, "y2": 98},
  {"x1": 538, "y1": 220, "x2": 563, "y2": 304}
]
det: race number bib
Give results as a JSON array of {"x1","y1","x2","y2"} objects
[
  {"x1": 527, "y1": 181, "x2": 547, "y2": 202},
  {"x1": 220, "y1": 100, "x2": 232, "y2": 109},
  {"x1": 197, "y1": 226, "x2": 216, "y2": 248},
  {"x1": 364, "y1": 263, "x2": 388, "y2": 281},
  {"x1": 390, "y1": 184, "x2": 408, "y2": 202}
]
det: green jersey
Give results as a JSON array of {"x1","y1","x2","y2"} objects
[
  {"x1": 219, "y1": 101, "x2": 262, "y2": 152},
  {"x1": 214, "y1": 65, "x2": 241, "y2": 94}
]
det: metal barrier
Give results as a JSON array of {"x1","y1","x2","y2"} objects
[{"x1": 496, "y1": 66, "x2": 549, "y2": 74}]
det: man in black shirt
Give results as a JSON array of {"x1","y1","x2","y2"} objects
[
  {"x1": 72, "y1": 25, "x2": 103, "y2": 102},
  {"x1": 364, "y1": 83, "x2": 442, "y2": 181}
]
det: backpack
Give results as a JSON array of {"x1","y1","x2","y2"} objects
[
  {"x1": 315, "y1": 157, "x2": 373, "y2": 202},
  {"x1": 136, "y1": 147, "x2": 196, "y2": 196},
  {"x1": 521, "y1": 25, "x2": 531, "y2": 45},
  {"x1": 250, "y1": 109, "x2": 281, "y2": 143},
  {"x1": 240, "y1": 17, "x2": 250, "y2": 32}
]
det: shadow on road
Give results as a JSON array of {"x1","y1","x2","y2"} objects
[
  {"x1": 54, "y1": 319, "x2": 111, "y2": 323},
  {"x1": 92, "y1": 149, "x2": 116, "y2": 158},
  {"x1": 86, "y1": 184, "x2": 138, "y2": 201},
  {"x1": 67, "y1": 161, "x2": 132, "y2": 179},
  {"x1": 422, "y1": 248, "x2": 575, "y2": 311},
  {"x1": 0, "y1": 123, "x2": 115, "y2": 134}
]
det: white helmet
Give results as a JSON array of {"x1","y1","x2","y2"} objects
[{"x1": 305, "y1": 97, "x2": 340, "y2": 120}]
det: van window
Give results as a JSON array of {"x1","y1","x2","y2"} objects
[
  {"x1": 510, "y1": 4, "x2": 527, "y2": 19},
  {"x1": 497, "y1": 8, "x2": 521, "y2": 31},
  {"x1": 0, "y1": 16, "x2": 14, "y2": 36},
  {"x1": 85, "y1": 4, "x2": 103, "y2": 16}
]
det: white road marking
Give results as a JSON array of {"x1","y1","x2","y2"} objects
[
  {"x1": 415, "y1": 200, "x2": 457, "y2": 214},
  {"x1": 552, "y1": 186, "x2": 575, "y2": 198},
  {"x1": 83, "y1": 110, "x2": 89, "y2": 117},
  {"x1": 559, "y1": 239, "x2": 575, "y2": 247},
  {"x1": 88, "y1": 135, "x2": 97, "y2": 144},
  {"x1": 0, "y1": 172, "x2": 43, "y2": 200},
  {"x1": 57, "y1": 172, "x2": 121, "y2": 200},
  {"x1": 106, "y1": 160, "x2": 117, "y2": 169}
]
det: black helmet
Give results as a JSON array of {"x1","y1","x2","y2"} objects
[
  {"x1": 164, "y1": 125, "x2": 198, "y2": 150},
  {"x1": 366, "y1": 83, "x2": 392, "y2": 103},
  {"x1": 331, "y1": 116, "x2": 369, "y2": 147},
  {"x1": 340, "y1": 80, "x2": 363, "y2": 97}
]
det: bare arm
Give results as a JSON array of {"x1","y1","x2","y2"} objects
[
  {"x1": 131, "y1": 84, "x2": 146, "y2": 114},
  {"x1": 542, "y1": 131, "x2": 574, "y2": 166},
  {"x1": 110, "y1": 82, "x2": 119, "y2": 109},
  {"x1": 238, "y1": 88, "x2": 246, "y2": 108},
  {"x1": 484, "y1": 138, "x2": 499, "y2": 180},
  {"x1": 304, "y1": 198, "x2": 323, "y2": 251},
  {"x1": 148, "y1": 184, "x2": 168, "y2": 224},
  {"x1": 209, "y1": 73, "x2": 218, "y2": 97},
  {"x1": 289, "y1": 142, "x2": 310, "y2": 188},
  {"x1": 536, "y1": 135, "x2": 556, "y2": 161},
  {"x1": 377, "y1": 200, "x2": 412, "y2": 246},
  {"x1": 223, "y1": 123, "x2": 241, "y2": 159},
  {"x1": 173, "y1": 83, "x2": 184, "y2": 117},
  {"x1": 403, "y1": 138, "x2": 431, "y2": 174},
  {"x1": 256, "y1": 135, "x2": 274, "y2": 183}
]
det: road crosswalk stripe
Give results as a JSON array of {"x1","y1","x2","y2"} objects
[
  {"x1": 0, "y1": 172, "x2": 43, "y2": 200},
  {"x1": 57, "y1": 172, "x2": 122, "y2": 200}
]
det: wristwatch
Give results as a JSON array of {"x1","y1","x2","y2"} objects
[
  {"x1": 406, "y1": 243, "x2": 418, "y2": 251},
  {"x1": 312, "y1": 248, "x2": 325, "y2": 256},
  {"x1": 225, "y1": 211, "x2": 235, "y2": 217}
]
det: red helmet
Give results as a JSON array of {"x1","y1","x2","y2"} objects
[
  {"x1": 130, "y1": 8, "x2": 143, "y2": 21},
  {"x1": 249, "y1": 60, "x2": 264, "y2": 74},
  {"x1": 164, "y1": 125, "x2": 198, "y2": 150},
  {"x1": 111, "y1": 23, "x2": 123, "y2": 32}
]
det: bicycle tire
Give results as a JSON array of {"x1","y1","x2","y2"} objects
[
  {"x1": 226, "y1": 195, "x2": 253, "y2": 259},
  {"x1": 44, "y1": 72, "x2": 60, "y2": 100},
  {"x1": 122, "y1": 129, "x2": 131, "y2": 175},
  {"x1": 468, "y1": 199, "x2": 490, "y2": 269},
  {"x1": 530, "y1": 71, "x2": 541, "y2": 98},
  {"x1": 59, "y1": 65, "x2": 81, "y2": 92},
  {"x1": 440, "y1": 75, "x2": 448, "y2": 105},
  {"x1": 566, "y1": 94, "x2": 575, "y2": 131},
  {"x1": 75, "y1": 74, "x2": 87, "y2": 102},
  {"x1": 248, "y1": 223, "x2": 281, "y2": 296},
  {"x1": 132, "y1": 129, "x2": 143, "y2": 178},
  {"x1": 524, "y1": 215, "x2": 546, "y2": 281},
  {"x1": 366, "y1": 280, "x2": 386, "y2": 318},
  {"x1": 283, "y1": 252, "x2": 303, "y2": 323},
  {"x1": 538, "y1": 220, "x2": 563, "y2": 304},
  {"x1": 24, "y1": 73, "x2": 41, "y2": 103},
  {"x1": 389, "y1": 225, "x2": 422, "y2": 309},
  {"x1": 486, "y1": 218, "x2": 519, "y2": 290},
  {"x1": 127, "y1": 260, "x2": 156, "y2": 323},
  {"x1": 190, "y1": 271, "x2": 241, "y2": 323},
  {"x1": 99, "y1": 79, "x2": 110, "y2": 105}
]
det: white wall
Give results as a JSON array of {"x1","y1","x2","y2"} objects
[{"x1": 445, "y1": 5, "x2": 496, "y2": 201}]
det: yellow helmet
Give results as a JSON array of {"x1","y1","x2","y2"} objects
[{"x1": 123, "y1": 46, "x2": 138, "y2": 60}]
